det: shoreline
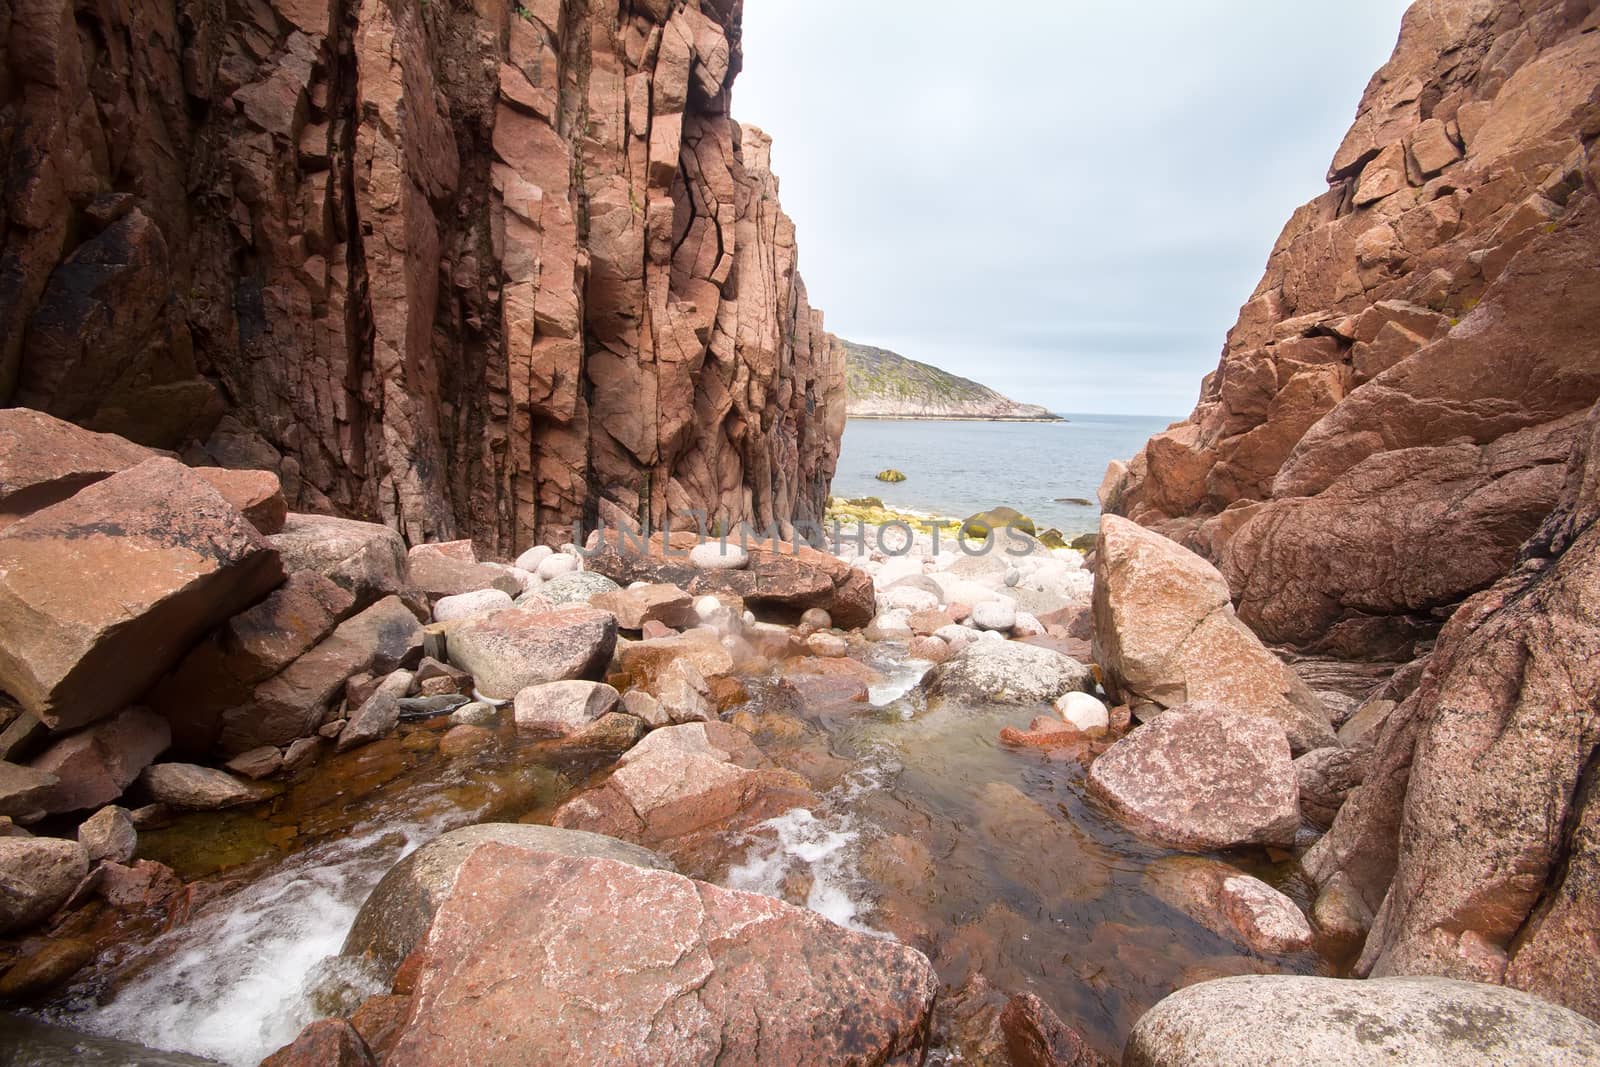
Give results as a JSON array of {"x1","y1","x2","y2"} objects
[{"x1": 845, "y1": 413, "x2": 1066, "y2": 424}]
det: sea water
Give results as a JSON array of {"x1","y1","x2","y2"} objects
[{"x1": 830, "y1": 414, "x2": 1176, "y2": 536}]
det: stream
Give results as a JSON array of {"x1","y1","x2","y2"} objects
[{"x1": 35, "y1": 645, "x2": 1331, "y2": 1063}]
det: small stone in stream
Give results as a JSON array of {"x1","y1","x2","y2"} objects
[
  {"x1": 140, "y1": 763, "x2": 276, "y2": 810},
  {"x1": 1054, "y1": 691, "x2": 1110, "y2": 735},
  {"x1": 261, "y1": 1018, "x2": 376, "y2": 1067},
  {"x1": 908, "y1": 608, "x2": 953, "y2": 636},
  {"x1": 908, "y1": 635, "x2": 952, "y2": 664},
  {"x1": 415, "y1": 676, "x2": 458, "y2": 698},
  {"x1": 513, "y1": 681, "x2": 620, "y2": 737},
  {"x1": 282, "y1": 737, "x2": 323, "y2": 773},
  {"x1": 28, "y1": 707, "x2": 171, "y2": 815},
  {"x1": 393, "y1": 697, "x2": 467, "y2": 723},
  {"x1": 1312, "y1": 872, "x2": 1374, "y2": 946},
  {"x1": 1087, "y1": 702, "x2": 1299, "y2": 850},
  {"x1": 920, "y1": 641, "x2": 1093, "y2": 706},
  {"x1": 867, "y1": 610, "x2": 914, "y2": 641},
  {"x1": 77, "y1": 805, "x2": 136, "y2": 864},
  {"x1": 621, "y1": 690, "x2": 667, "y2": 728},
  {"x1": 558, "y1": 712, "x2": 648, "y2": 754},
  {"x1": 797, "y1": 607, "x2": 832, "y2": 634},
  {"x1": 432, "y1": 588, "x2": 512, "y2": 623},
  {"x1": 1219, "y1": 875, "x2": 1315, "y2": 953},
  {"x1": 0, "y1": 837, "x2": 88, "y2": 933},
  {"x1": 805, "y1": 632, "x2": 848, "y2": 658},
  {"x1": 688, "y1": 541, "x2": 749, "y2": 570},
  {"x1": 96, "y1": 858, "x2": 184, "y2": 911},
  {"x1": 0, "y1": 935, "x2": 96, "y2": 997},
  {"x1": 1000, "y1": 717, "x2": 1083, "y2": 750},
  {"x1": 655, "y1": 659, "x2": 714, "y2": 724},
  {"x1": 448, "y1": 702, "x2": 496, "y2": 727},
  {"x1": 971, "y1": 601, "x2": 1018, "y2": 632},
  {"x1": 0, "y1": 761, "x2": 56, "y2": 819},
  {"x1": 224, "y1": 745, "x2": 284, "y2": 780},
  {"x1": 400, "y1": 733, "x2": 437, "y2": 754},
  {"x1": 338, "y1": 693, "x2": 400, "y2": 752},
  {"x1": 438, "y1": 725, "x2": 496, "y2": 760},
  {"x1": 933, "y1": 623, "x2": 973, "y2": 651},
  {"x1": 640, "y1": 620, "x2": 674, "y2": 640},
  {"x1": 1000, "y1": 992, "x2": 1106, "y2": 1067}
]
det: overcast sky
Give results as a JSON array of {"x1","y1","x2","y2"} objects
[{"x1": 732, "y1": 1, "x2": 1416, "y2": 416}]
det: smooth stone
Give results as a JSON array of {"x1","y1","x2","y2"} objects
[
  {"x1": 688, "y1": 541, "x2": 750, "y2": 571},
  {"x1": 139, "y1": 764, "x2": 275, "y2": 811},
  {"x1": 539, "y1": 571, "x2": 622, "y2": 606},
  {"x1": 448, "y1": 702, "x2": 497, "y2": 727},
  {"x1": 432, "y1": 589, "x2": 513, "y2": 623},
  {"x1": 396, "y1": 695, "x2": 470, "y2": 721},
  {"x1": 919, "y1": 641, "x2": 1093, "y2": 705},
  {"x1": 970, "y1": 601, "x2": 1018, "y2": 632},
  {"x1": 1054, "y1": 691, "x2": 1110, "y2": 733},
  {"x1": 512, "y1": 681, "x2": 621, "y2": 738}
]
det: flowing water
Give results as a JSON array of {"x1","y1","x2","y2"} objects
[
  {"x1": 35, "y1": 645, "x2": 1331, "y2": 1063},
  {"x1": 831, "y1": 415, "x2": 1176, "y2": 535}
]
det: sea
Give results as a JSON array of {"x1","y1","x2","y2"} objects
[{"x1": 830, "y1": 414, "x2": 1177, "y2": 538}]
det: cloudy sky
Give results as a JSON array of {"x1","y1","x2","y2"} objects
[{"x1": 732, "y1": 1, "x2": 1416, "y2": 416}]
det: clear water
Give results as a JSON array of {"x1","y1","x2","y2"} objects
[{"x1": 831, "y1": 414, "x2": 1176, "y2": 535}]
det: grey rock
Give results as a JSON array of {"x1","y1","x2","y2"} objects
[
  {"x1": 0, "y1": 837, "x2": 88, "y2": 934},
  {"x1": 398, "y1": 694, "x2": 471, "y2": 721},
  {"x1": 77, "y1": 805, "x2": 136, "y2": 865},
  {"x1": 139, "y1": 764, "x2": 274, "y2": 811},
  {"x1": 448, "y1": 702, "x2": 497, "y2": 727},
  {"x1": 919, "y1": 641, "x2": 1092, "y2": 706},
  {"x1": 513, "y1": 681, "x2": 621, "y2": 738},
  {"x1": 540, "y1": 572, "x2": 623, "y2": 607}
]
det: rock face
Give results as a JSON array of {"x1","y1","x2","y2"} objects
[
  {"x1": 381, "y1": 843, "x2": 939, "y2": 1064},
  {"x1": 1304, "y1": 401, "x2": 1600, "y2": 1020},
  {"x1": 842, "y1": 339, "x2": 1061, "y2": 420},
  {"x1": 1087, "y1": 702, "x2": 1300, "y2": 851},
  {"x1": 0, "y1": 0, "x2": 843, "y2": 554},
  {"x1": 0, "y1": 458, "x2": 285, "y2": 731},
  {"x1": 1092, "y1": 515, "x2": 1335, "y2": 753},
  {"x1": 1124, "y1": 975, "x2": 1600, "y2": 1067},
  {"x1": 1105, "y1": 0, "x2": 1600, "y2": 659}
]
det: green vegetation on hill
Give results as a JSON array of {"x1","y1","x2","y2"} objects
[{"x1": 839, "y1": 339, "x2": 1060, "y2": 420}]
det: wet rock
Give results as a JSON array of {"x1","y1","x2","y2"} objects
[
  {"x1": 919, "y1": 641, "x2": 1093, "y2": 706},
  {"x1": 1124, "y1": 975, "x2": 1600, "y2": 1066},
  {"x1": 0, "y1": 762, "x2": 56, "y2": 819},
  {"x1": 0, "y1": 409, "x2": 157, "y2": 531},
  {"x1": 1000, "y1": 992, "x2": 1107, "y2": 1067},
  {"x1": 220, "y1": 595, "x2": 422, "y2": 755},
  {"x1": 0, "y1": 836, "x2": 88, "y2": 933},
  {"x1": 268, "y1": 514, "x2": 409, "y2": 610},
  {"x1": 1144, "y1": 856, "x2": 1311, "y2": 954},
  {"x1": 139, "y1": 763, "x2": 275, "y2": 810},
  {"x1": 553, "y1": 722, "x2": 816, "y2": 853},
  {"x1": 281, "y1": 737, "x2": 322, "y2": 774},
  {"x1": 0, "y1": 1012, "x2": 221, "y2": 1064},
  {"x1": 804, "y1": 632, "x2": 848, "y2": 658},
  {"x1": 866, "y1": 610, "x2": 914, "y2": 641},
  {"x1": 0, "y1": 458, "x2": 285, "y2": 732},
  {"x1": 395, "y1": 695, "x2": 469, "y2": 721},
  {"x1": 589, "y1": 583, "x2": 697, "y2": 630},
  {"x1": 447, "y1": 606, "x2": 617, "y2": 700},
  {"x1": 28, "y1": 707, "x2": 171, "y2": 814},
  {"x1": 908, "y1": 635, "x2": 953, "y2": 664},
  {"x1": 342, "y1": 823, "x2": 672, "y2": 984},
  {"x1": 876, "y1": 469, "x2": 907, "y2": 482},
  {"x1": 1092, "y1": 516, "x2": 1335, "y2": 754},
  {"x1": 336, "y1": 670, "x2": 413, "y2": 752},
  {"x1": 999, "y1": 717, "x2": 1084, "y2": 751},
  {"x1": 559, "y1": 712, "x2": 648, "y2": 755},
  {"x1": 384, "y1": 843, "x2": 938, "y2": 1065},
  {"x1": 262, "y1": 1018, "x2": 375, "y2": 1067},
  {"x1": 437, "y1": 725, "x2": 496, "y2": 760},
  {"x1": 1088, "y1": 702, "x2": 1299, "y2": 850},
  {"x1": 77, "y1": 805, "x2": 136, "y2": 865},
  {"x1": 616, "y1": 630, "x2": 735, "y2": 691},
  {"x1": 0, "y1": 935, "x2": 96, "y2": 997},
  {"x1": 512, "y1": 680, "x2": 620, "y2": 737},
  {"x1": 447, "y1": 702, "x2": 496, "y2": 727},
  {"x1": 190, "y1": 467, "x2": 288, "y2": 535},
  {"x1": 431, "y1": 588, "x2": 512, "y2": 622}
]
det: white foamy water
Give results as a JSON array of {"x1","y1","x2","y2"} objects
[
  {"x1": 867, "y1": 657, "x2": 931, "y2": 708},
  {"x1": 52, "y1": 818, "x2": 454, "y2": 1066},
  {"x1": 725, "y1": 749, "x2": 900, "y2": 935}
]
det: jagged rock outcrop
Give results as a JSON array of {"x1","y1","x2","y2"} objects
[
  {"x1": 0, "y1": 0, "x2": 844, "y2": 555},
  {"x1": 1104, "y1": 0, "x2": 1600, "y2": 658},
  {"x1": 1302, "y1": 399, "x2": 1600, "y2": 1022},
  {"x1": 841, "y1": 339, "x2": 1060, "y2": 420}
]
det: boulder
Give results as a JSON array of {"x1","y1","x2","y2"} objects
[
  {"x1": 341, "y1": 823, "x2": 672, "y2": 983},
  {"x1": 262, "y1": 1019, "x2": 375, "y2": 1067},
  {"x1": 218, "y1": 595, "x2": 422, "y2": 755},
  {"x1": 876, "y1": 468, "x2": 907, "y2": 482},
  {"x1": 540, "y1": 570, "x2": 623, "y2": 606},
  {"x1": 588, "y1": 583, "x2": 696, "y2": 629},
  {"x1": 190, "y1": 467, "x2": 288, "y2": 534},
  {"x1": 0, "y1": 836, "x2": 88, "y2": 933},
  {"x1": 0, "y1": 408, "x2": 157, "y2": 530},
  {"x1": 1054, "y1": 691, "x2": 1110, "y2": 734},
  {"x1": 431, "y1": 588, "x2": 512, "y2": 623},
  {"x1": 77, "y1": 804, "x2": 136, "y2": 864},
  {"x1": 553, "y1": 721, "x2": 815, "y2": 853},
  {"x1": 1124, "y1": 976, "x2": 1600, "y2": 1066},
  {"x1": 1144, "y1": 856, "x2": 1313, "y2": 955},
  {"x1": 382, "y1": 844, "x2": 939, "y2": 1065},
  {"x1": 139, "y1": 763, "x2": 275, "y2": 810},
  {"x1": 336, "y1": 670, "x2": 413, "y2": 751},
  {"x1": 28, "y1": 707, "x2": 171, "y2": 814},
  {"x1": 616, "y1": 630, "x2": 735, "y2": 690},
  {"x1": 585, "y1": 530, "x2": 875, "y2": 628},
  {"x1": 0, "y1": 458, "x2": 286, "y2": 731},
  {"x1": 970, "y1": 601, "x2": 1017, "y2": 632},
  {"x1": 1092, "y1": 515, "x2": 1335, "y2": 753},
  {"x1": 0, "y1": 761, "x2": 56, "y2": 819},
  {"x1": 1294, "y1": 745, "x2": 1368, "y2": 828},
  {"x1": 919, "y1": 641, "x2": 1093, "y2": 706},
  {"x1": 151, "y1": 571, "x2": 356, "y2": 755},
  {"x1": 1087, "y1": 702, "x2": 1300, "y2": 850},
  {"x1": 446, "y1": 606, "x2": 617, "y2": 700},
  {"x1": 999, "y1": 993, "x2": 1106, "y2": 1067},
  {"x1": 269, "y1": 514, "x2": 409, "y2": 609},
  {"x1": 406, "y1": 553, "x2": 521, "y2": 600},
  {"x1": 512, "y1": 680, "x2": 620, "y2": 737}
]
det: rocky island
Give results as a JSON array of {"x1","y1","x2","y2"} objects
[
  {"x1": 0, "y1": 0, "x2": 1596, "y2": 1065},
  {"x1": 842, "y1": 339, "x2": 1063, "y2": 421}
]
